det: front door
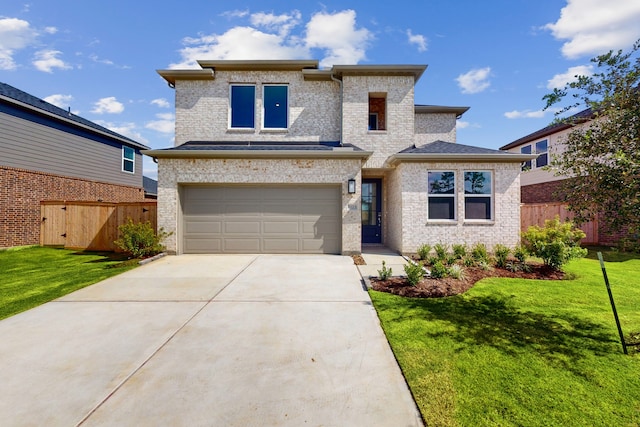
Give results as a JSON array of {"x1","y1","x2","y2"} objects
[{"x1": 362, "y1": 179, "x2": 382, "y2": 243}]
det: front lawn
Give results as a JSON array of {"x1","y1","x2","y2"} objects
[
  {"x1": 0, "y1": 246, "x2": 137, "y2": 320},
  {"x1": 370, "y1": 249, "x2": 640, "y2": 426}
]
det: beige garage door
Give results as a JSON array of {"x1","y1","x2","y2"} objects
[{"x1": 182, "y1": 185, "x2": 341, "y2": 254}]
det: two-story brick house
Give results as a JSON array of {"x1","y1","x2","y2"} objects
[{"x1": 145, "y1": 60, "x2": 534, "y2": 255}]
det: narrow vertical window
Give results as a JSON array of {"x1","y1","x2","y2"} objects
[
  {"x1": 230, "y1": 85, "x2": 255, "y2": 128},
  {"x1": 464, "y1": 171, "x2": 493, "y2": 220},
  {"x1": 263, "y1": 85, "x2": 288, "y2": 129},
  {"x1": 428, "y1": 171, "x2": 456, "y2": 220},
  {"x1": 368, "y1": 93, "x2": 386, "y2": 130},
  {"x1": 520, "y1": 145, "x2": 532, "y2": 171},
  {"x1": 535, "y1": 139, "x2": 548, "y2": 168},
  {"x1": 122, "y1": 146, "x2": 135, "y2": 173}
]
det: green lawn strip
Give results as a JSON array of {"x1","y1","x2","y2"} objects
[
  {"x1": 0, "y1": 246, "x2": 138, "y2": 320},
  {"x1": 370, "y1": 253, "x2": 640, "y2": 427}
]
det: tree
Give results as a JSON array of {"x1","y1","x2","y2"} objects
[{"x1": 543, "y1": 40, "x2": 640, "y2": 235}]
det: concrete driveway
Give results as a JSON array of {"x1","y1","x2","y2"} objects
[{"x1": 0, "y1": 254, "x2": 422, "y2": 426}]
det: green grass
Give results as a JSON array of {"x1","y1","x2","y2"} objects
[
  {"x1": 0, "y1": 246, "x2": 138, "y2": 320},
  {"x1": 370, "y1": 249, "x2": 640, "y2": 427}
]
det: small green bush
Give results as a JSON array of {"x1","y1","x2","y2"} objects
[
  {"x1": 448, "y1": 264, "x2": 465, "y2": 280},
  {"x1": 494, "y1": 244, "x2": 510, "y2": 268},
  {"x1": 462, "y1": 256, "x2": 476, "y2": 267},
  {"x1": 404, "y1": 261, "x2": 425, "y2": 286},
  {"x1": 471, "y1": 243, "x2": 490, "y2": 263},
  {"x1": 426, "y1": 256, "x2": 439, "y2": 267},
  {"x1": 521, "y1": 216, "x2": 587, "y2": 270},
  {"x1": 513, "y1": 244, "x2": 528, "y2": 264},
  {"x1": 417, "y1": 243, "x2": 432, "y2": 260},
  {"x1": 377, "y1": 260, "x2": 392, "y2": 280},
  {"x1": 434, "y1": 243, "x2": 449, "y2": 260},
  {"x1": 452, "y1": 243, "x2": 467, "y2": 259},
  {"x1": 430, "y1": 261, "x2": 448, "y2": 279},
  {"x1": 114, "y1": 219, "x2": 171, "y2": 259}
]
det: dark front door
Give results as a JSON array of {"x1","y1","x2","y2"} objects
[{"x1": 362, "y1": 179, "x2": 382, "y2": 243}]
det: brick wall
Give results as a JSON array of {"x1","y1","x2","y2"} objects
[
  {"x1": 0, "y1": 166, "x2": 145, "y2": 248},
  {"x1": 521, "y1": 180, "x2": 566, "y2": 203}
]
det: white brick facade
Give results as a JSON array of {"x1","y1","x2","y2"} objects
[{"x1": 151, "y1": 60, "x2": 528, "y2": 255}]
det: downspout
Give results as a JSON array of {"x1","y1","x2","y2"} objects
[{"x1": 330, "y1": 73, "x2": 343, "y2": 146}]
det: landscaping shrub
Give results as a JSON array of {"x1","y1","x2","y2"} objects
[
  {"x1": 513, "y1": 244, "x2": 528, "y2": 264},
  {"x1": 429, "y1": 261, "x2": 448, "y2": 279},
  {"x1": 377, "y1": 260, "x2": 392, "y2": 280},
  {"x1": 462, "y1": 256, "x2": 475, "y2": 267},
  {"x1": 521, "y1": 216, "x2": 587, "y2": 270},
  {"x1": 426, "y1": 256, "x2": 439, "y2": 267},
  {"x1": 434, "y1": 243, "x2": 449, "y2": 260},
  {"x1": 417, "y1": 244, "x2": 432, "y2": 260},
  {"x1": 114, "y1": 219, "x2": 171, "y2": 259},
  {"x1": 471, "y1": 243, "x2": 490, "y2": 263},
  {"x1": 404, "y1": 261, "x2": 425, "y2": 286},
  {"x1": 448, "y1": 264, "x2": 465, "y2": 280},
  {"x1": 493, "y1": 244, "x2": 510, "y2": 268},
  {"x1": 452, "y1": 243, "x2": 467, "y2": 259}
]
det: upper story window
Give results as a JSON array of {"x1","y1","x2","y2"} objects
[
  {"x1": 122, "y1": 146, "x2": 135, "y2": 173},
  {"x1": 464, "y1": 171, "x2": 493, "y2": 220},
  {"x1": 428, "y1": 171, "x2": 456, "y2": 220},
  {"x1": 520, "y1": 145, "x2": 532, "y2": 171},
  {"x1": 535, "y1": 139, "x2": 548, "y2": 167},
  {"x1": 230, "y1": 84, "x2": 256, "y2": 129},
  {"x1": 368, "y1": 93, "x2": 386, "y2": 131},
  {"x1": 263, "y1": 85, "x2": 288, "y2": 129}
]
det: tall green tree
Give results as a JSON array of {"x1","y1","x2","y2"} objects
[{"x1": 543, "y1": 39, "x2": 640, "y2": 234}]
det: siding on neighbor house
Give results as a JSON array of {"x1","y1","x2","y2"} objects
[
  {"x1": 157, "y1": 157, "x2": 363, "y2": 255},
  {"x1": 174, "y1": 71, "x2": 341, "y2": 146},
  {"x1": 388, "y1": 161, "x2": 522, "y2": 254},
  {"x1": 0, "y1": 108, "x2": 143, "y2": 187}
]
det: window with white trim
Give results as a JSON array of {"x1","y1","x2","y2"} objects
[
  {"x1": 520, "y1": 145, "x2": 532, "y2": 170},
  {"x1": 464, "y1": 171, "x2": 492, "y2": 220},
  {"x1": 535, "y1": 139, "x2": 548, "y2": 167},
  {"x1": 229, "y1": 84, "x2": 256, "y2": 129},
  {"x1": 262, "y1": 85, "x2": 288, "y2": 129},
  {"x1": 428, "y1": 171, "x2": 456, "y2": 220},
  {"x1": 122, "y1": 146, "x2": 135, "y2": 173}
]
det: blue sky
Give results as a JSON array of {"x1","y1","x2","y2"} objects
[{"x1": 2, "y1": 0, "x2": 640, "y2": 179}]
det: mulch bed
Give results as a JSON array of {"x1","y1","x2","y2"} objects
[{"x1": 369, "y1": 263, "x2": 565, "y2": 298}]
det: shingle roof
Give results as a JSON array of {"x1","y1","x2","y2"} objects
[
  {"x1": 500, "y1": 108, "x2": 593, "y2": 150},
  {"x1": 0, "y1": 81, "x2": 148, "y2": 149},
  {"x1": 160, "y1": 141, "x2": 364, "y2": 151},
  {"x1": 143, "y1": 176, "x2": 158, "y2": 197},
  {"x1": 399, "y1": 140, "x2": 510, "y2": 155},
  {"x1": 389, "y1": 140, "x2": 536, "y2": 164}
]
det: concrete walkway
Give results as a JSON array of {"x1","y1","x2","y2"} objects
[
  {"x1": 0, "y1": 254, "x2": 422, "y2": 426},
  {"x1": 358, "y1": 244, "x2": 410, "y2": 278}
]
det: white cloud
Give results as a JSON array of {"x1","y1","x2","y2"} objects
[
  {"x1": 151, "y1": 98, "x2": 170, "y2": 108},
  {"x1": 407, "y1": 29, "x2": 427, "y2": 52},
  {"x1": 171, "y1": 9, "x2": 372, "y2": 69},
  {"x1": 145, "y1": 112, "x2": 175, "y2": 134},
  {"x1": 305, "y1": 10, "x2": 373, "y2": 67},
  {"x1": 91, "y1": 97, "x2": 124, "y2": 114},
  {"x1": 43, "y1": 93, "x2": 73, "y2": 109},
  {"x1": 220, "y1": 10, "x2": 249, "y2": 19},
  {"x1": 456, "y1": 67, "x2": 491, "y2": 94},
  {"x1": 456, "y1": 120, "x2": 480, "y2": 129},
  {"x1": 546, "y1": 65, "x2": 594, "y2": 89},
  {"x1": 545, "y1": 0, "x2": 640, "y2": 59},
  {"x1": 33, "y1": 49, "x2": 72, "y2": 73},
  {"x1": 0, "y1": 17, "x2": 38, "y2": 70},
  {"x1": 44, "y1": 26, "x2": 58, "y2": 34},
  {"x1": 504, "y1": 109, "x2": 547, "y2": 119}
]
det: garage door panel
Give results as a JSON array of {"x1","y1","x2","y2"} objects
[{"x1": 182, "y1": 185, "x2": 341, "y2": 254}]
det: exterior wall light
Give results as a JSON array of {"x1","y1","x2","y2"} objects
[{"x1": 348, "y1": 178, "x2": 356, "y2": 194}]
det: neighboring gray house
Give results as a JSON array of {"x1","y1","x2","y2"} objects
[
  {"x1": 0, "y1": 82, "x2": 149, "y2": 248},
  {"x1": 145, "y1": 60, "x2": 534, "y2": 255}
]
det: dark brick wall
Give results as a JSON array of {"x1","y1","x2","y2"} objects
[
  {"x1": 521, "y1": 180, "x2": 566, "y2": 204},
  {"x1": 0, "y1": 166, "x2": 144, "y2": 248}
]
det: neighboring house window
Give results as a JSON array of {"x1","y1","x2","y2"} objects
[
  {"x1": 428, "y1": 171, "x2": 456, "y2": 220},
  {"x1": 368, "y1": 93, "x2": 386, "y2": 130},
  {"x1": 464, "y1": 171, "x2": 493, "y2": 220},
  {"x1": 263, "y1": 85, "x2": 288, "y2": 129},
  {"x1": 535, "y1": 139, "x2": 548, "y2": 168},
  {"x1": 122, "y1": 146, "x2": 135, "y2": 173},
  {"x1": 520, "y1": 145, "x2": 532, "y2": 171},
  {"x1": 230, "y1": 84, "x2": 256, "y2": 128}
]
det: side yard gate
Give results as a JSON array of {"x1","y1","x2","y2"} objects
[
  {"x1": 521, "y1": 202, "x2": 598, "y2": 245},
  {"x1": 40, "y1": 201, "x2": 157, "y2": 251}
]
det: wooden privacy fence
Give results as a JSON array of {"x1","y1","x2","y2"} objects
[
  {"x1": 40, "y1": 201, "x2": 157, "y2": 251},
  {"x1": 521, "y1": 202, "x2": 598, "y2": 244}
]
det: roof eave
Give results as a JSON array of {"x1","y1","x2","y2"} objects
[
  {"x1": 142, "y1": 149, "x2": 373, "y2": 160},
  {"x1": 388, "y1": 153, "x2": 538, "y2": 166},
  {"x1": 331, "y1": 64, "x2": 427, "y2": 82},
  {"x1": 197, "y1": 59, "x2": 319, "y2": 71},
  {"x1": 0, "y1": 94, "x2": 149, "y2": 150},
  {"x1": 156, "y1": 69, "x2": 216, "y2": 86},
  {"x1": 415, "y1": 105, "x2": 470, "y2": 117}
]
